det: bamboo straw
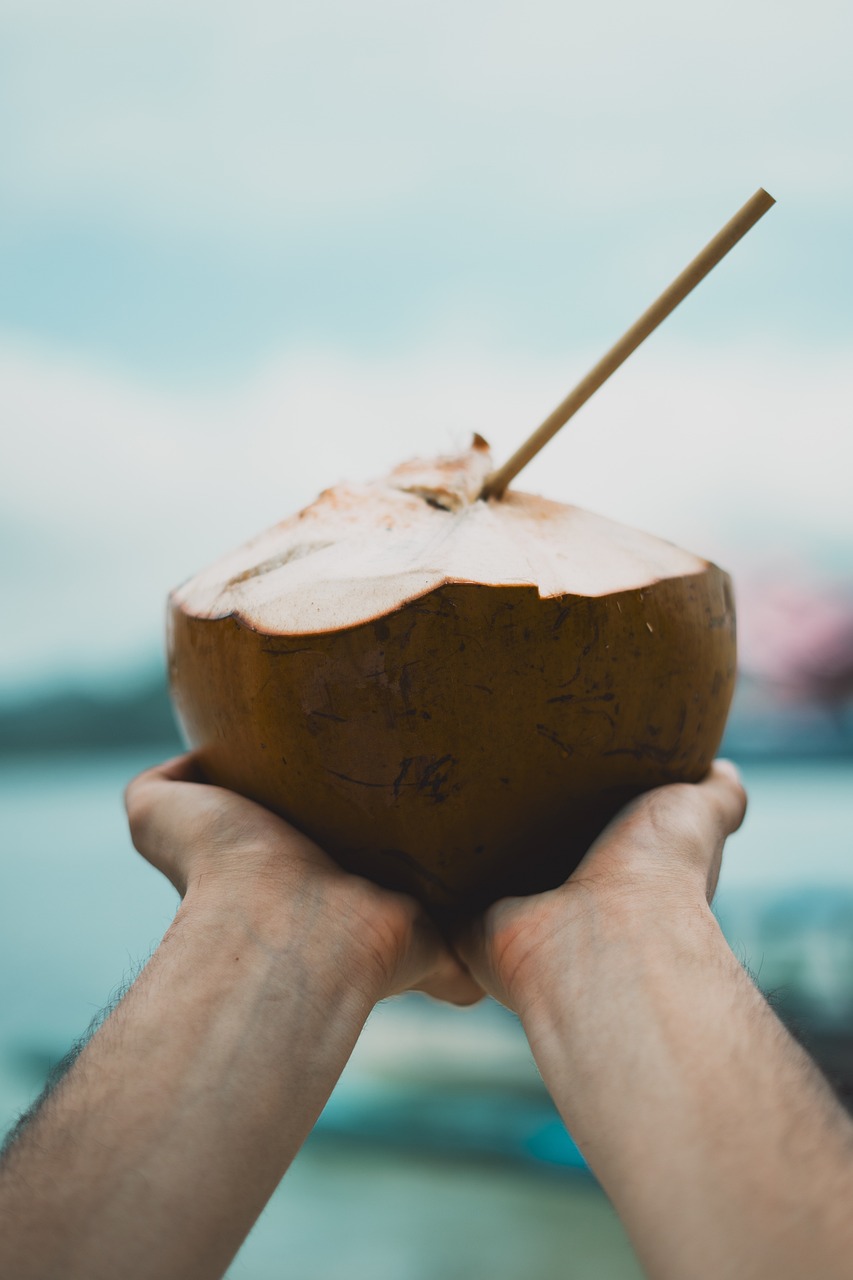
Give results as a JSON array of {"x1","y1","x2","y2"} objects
[{"x1": 481, "y1": 187, "x2": 775, "y2": 500}]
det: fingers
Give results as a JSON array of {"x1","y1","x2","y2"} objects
[
  {"x1": 379, "y1": 901, "x2": 484, "y2": 1006},
  {"x1": 129, "y1": 762, "x2": 481, "y2": 1004},
  {"x1": 124, "y1": 753, "x2": 266, "y2": 892},
  {"x1": 667, "y1": 759, "x2": 748, "y2": 845},
  {"x1": 594, "y1": 758, "x2": 747, "y2": 856},
  {"x1": 135, "y1": 753, "x2": 208, "y2": 786},
  {"x1": 451, "y1": 914, "x2": 493, "y2": 993},
  {"x1": 127, "y1": 757, "x2": 483, "y2": 1008},
  {"x1": 124, "y1": 756, "x2": 742, "y2": 1009},
  {"x1": 124, "y1": 754, "x2": 204, "y2": 843},
  {"x1": 124, "y1": 755, "x2": 206, "y2": 890},
  {"x1": 453, "y1": 759, "x2": 750, "y2": 1010},
  {"x1": 687, "y1": 761, "x2": 747, "y2": 901},
  {"x1": 125, "y1": 753, "x2": 203, "y2": 797},
  {"x1": 414, "y1": 959, "x2": 484, "y2": 1007},
  {"x1": 702, "y1": 759, "x2": 748, "y2": 838}
]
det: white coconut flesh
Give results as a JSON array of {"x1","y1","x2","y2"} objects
[{"x1": 174, "y1": 436, "x2": 708, "y2": 635}]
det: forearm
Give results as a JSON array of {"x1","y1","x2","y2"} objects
[
  {"x1": 519, "y1": 896, "x2": 853, "y2": 1280},
  {"x1": 0, "y1": 886, "x2": 379, "y2": 1280}
]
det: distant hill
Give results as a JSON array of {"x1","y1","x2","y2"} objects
[
  {"x1": 0, "y1": 666, "x2": 850, "y2": 758},
  {"x1": 0, "y1": 671, "x2": 182, "y2": 754}
]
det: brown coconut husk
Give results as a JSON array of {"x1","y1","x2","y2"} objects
[{"x1": 169, "y1": 440, "x2": 735, "y2": 919}]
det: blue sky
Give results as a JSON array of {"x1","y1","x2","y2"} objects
[
  {"x1": 2, "y1": 0, "x2": 852, "y2": 689},
  {"x1": 2, "y1": 0, "x2": 851, "y2": 381}
]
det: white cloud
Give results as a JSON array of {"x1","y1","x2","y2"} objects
[{"x1": 2, "y1": 333, "x2": 851, "y2": 690}]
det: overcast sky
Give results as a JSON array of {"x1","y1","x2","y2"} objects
[{"x1": 2, "y1": 0, "x2": 851, "y2": 691}]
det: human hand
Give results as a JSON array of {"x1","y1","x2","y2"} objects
[
  {"x1": 454, "y1": 766, "x2": 853, "y2": 1280},
  {"x1": 455, "y1": 761, "x2": 747, "y2": 1015},
  {"x1": 125, "y1": 755, "x2": 482, "y2": 1008}
]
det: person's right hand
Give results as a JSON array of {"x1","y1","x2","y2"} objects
[{"x1": 455, "y1": 761, "x2": 747, "y2": 1015}]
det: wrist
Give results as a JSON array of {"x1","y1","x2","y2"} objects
[
  {"x1": 176, "y1": 871, "x2": 389, "y2": 1015},
  {"x1": 508, "y1": 880, "x2": 723, "y2": 1028},
  {"x1": 510, "y1": 887, "x2": 732, "y2": 1175}
]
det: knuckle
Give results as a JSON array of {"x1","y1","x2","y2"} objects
[
  {"x1": 123, "y1": 772, "x2": 173, "y2": 858},
  {"x1": 641, "y1": 783, "x2": 694, "y2": 835},
  {"x1": 637, "y1": 785, "x2": 709, "y2": 864},
  {"x1": 726, "y1": 779, "x2": 749, "y2": 830},
  {"x1": 124, "y1": 779, "x2": 153, "y2": 839},
  {"x1": 451, "y1": 985, "x2": 484, "y2": 1009}
]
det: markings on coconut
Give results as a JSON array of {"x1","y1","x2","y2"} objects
[
  {"x1": 581, "y1": 620, "x2": 601, "y2": 657},
  {"x1": 579, "y1": 702, "x2": 617, "y2": 734},
  {"x1": 392, "y1": 758, "x2": 414, "y2": 798},
  {"x1": 323, "y1": 769, "x2": 389, "y2": 789},
  {"x1": 535, "y1": 724, "x2": 575, "y2": 758},
  {"x1": 553, "y1": 658, "x2": 583, "y2": 690},
  {"x1": 325, "y1": 754, "x2": 458, "y2": 804},
  {"x1": 415, "y1": 754, "x2": 457, "y2": 803}
]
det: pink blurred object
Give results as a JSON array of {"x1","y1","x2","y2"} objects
[{"x1": 737, "y1": 577, "x2": 853, "y2": 705}]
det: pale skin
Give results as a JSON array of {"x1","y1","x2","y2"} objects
[{"x1": 0, "y1": 760, "x2": 851, "y2": 1280}]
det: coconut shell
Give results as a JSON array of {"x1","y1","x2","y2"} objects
[{"x1": 168, "y1": 439, "x2": 736, "y2": 918}]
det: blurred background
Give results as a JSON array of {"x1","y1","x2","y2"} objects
[{"x1": 1, "y1": 0, "x2": 851, "y2": 1275}]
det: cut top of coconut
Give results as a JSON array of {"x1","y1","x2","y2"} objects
[{"x1": 173, "y1": 438, "x2": 710, "y2": 635}]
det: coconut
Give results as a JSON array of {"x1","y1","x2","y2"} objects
[{"x1": 168, "y1": 436, "x2": 736, "y2": 918}]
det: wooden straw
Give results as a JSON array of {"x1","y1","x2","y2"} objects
[{"x1": 481, "y1": 187, "x2": 775, "y2": 500}]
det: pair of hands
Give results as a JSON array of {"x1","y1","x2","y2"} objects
[{"x1": 125, "y1": 755, "x2": 747, "y2": 1017}]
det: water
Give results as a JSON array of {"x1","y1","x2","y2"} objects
[
  {"x1": 0, "y1": 751, "x2": 851, "y2": 1277},
  {"x1": 2, "y1": 752, "x2": 851, "y2": 1107}
]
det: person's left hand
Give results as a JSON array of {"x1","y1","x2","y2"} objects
[{"x1": 125, "y1": 754, "x2": 483, "y2": 1008}]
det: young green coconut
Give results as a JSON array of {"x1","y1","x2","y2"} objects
[{"x1": 168, "y1": 189, "x2": 772, "y2": 918}]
